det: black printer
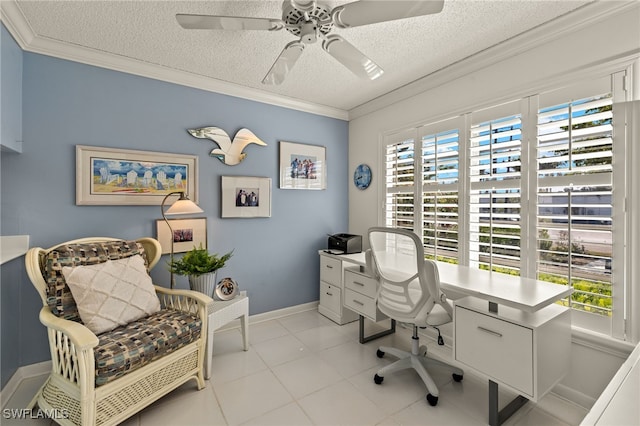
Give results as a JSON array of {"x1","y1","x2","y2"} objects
[{"x1": 328, "y1": 233, "x2": 362, "y2": 254}]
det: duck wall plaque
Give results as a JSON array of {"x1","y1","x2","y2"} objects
[{"x1": 188, "y1": 126, "x2": 267, "y2": 166}]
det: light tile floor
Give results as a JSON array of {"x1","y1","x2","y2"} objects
[{"x1": 3, "y1": 309, "x2": 588, "y2": 426}]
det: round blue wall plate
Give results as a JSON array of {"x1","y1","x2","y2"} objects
[{"x1": 354, "y1": 164, "x2": 372, "y2": 190}]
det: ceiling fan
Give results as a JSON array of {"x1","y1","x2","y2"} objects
[{"x1": 176, "y1": 0, "x2": 444, "y2": 85}]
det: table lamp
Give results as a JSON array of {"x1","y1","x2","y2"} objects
[{"x1": 161, "y1": 191, "x2": 204, "y2": 288}]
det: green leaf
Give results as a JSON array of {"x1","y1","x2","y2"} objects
[{"x1": 167, "y1": 244, "x2": 233, "y2": 277}]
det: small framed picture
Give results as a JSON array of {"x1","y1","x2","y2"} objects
[
  {"x1": 221, "y1": 176, "x2": 272, "y2": 218},
  {"x1": 156, "y1": 217, "x2": 207, "y2": 254},
  {"x1": 279, "y1": 141, "x2": 326, "y2": 190}
]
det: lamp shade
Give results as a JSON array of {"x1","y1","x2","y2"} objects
[{"x1": 165, "y1": 198, "x2": 203, "y2": 215}]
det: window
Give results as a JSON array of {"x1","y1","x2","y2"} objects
[
  {"x1": 469, "y1": 112, "x2": 522, "y2": 274},
  {"x1": 383, "y1": 73, "x2": 629, "y2": 339},
  {"x1": 421, "y1": 125, "x2": 460, "y2": 263},
  {"x1": 536, "y1": 91, "x2": 615, "y2": 334}
]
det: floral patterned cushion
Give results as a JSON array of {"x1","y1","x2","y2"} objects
[
  {"x1": 94, "y1": 308, "x2": 202, "y2": 386},
  {"x1": 43, "y1": 240, "x2": 149, "y2": 322}
]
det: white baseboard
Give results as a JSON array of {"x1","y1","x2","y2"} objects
[
  {"x1": 551, "y1": 383, "x2": 596, "y2": 411},
  {"x1": 1, "y1": 360, "x2": 51, "y2": 409},
  {"x1": 216, "y1": 301, "x2": 319, "y2": 332}
]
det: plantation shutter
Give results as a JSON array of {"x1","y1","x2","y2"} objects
[
  {"x1": 536, "y1": 85, "x2": 615, "y2": 330},
  {"x1": 385, "y1": 131, "x2": 416, "y2": 231},
  {"x1": 469, "y1": 102, "x2": 523, "y2": 274},
  {"x1": 420, "y1": 120, "x2": 461, "y2": 263}
]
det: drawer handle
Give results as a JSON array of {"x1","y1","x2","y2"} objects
[
  {"x1": 353, "y1": 281, "x2": 365, "y2": 287},
  {"x1": 477, "y1": 326, "x2": 502, "y2": 338},
  {"x1": 326, "y1": 265, "x2": 334, "y2": 269},
  {"x1": 352, "y1": 300, "x2": 364, "y2": 306},
  {"x1": 326, "y1": 292, "x2": 333, "y2": 296}
]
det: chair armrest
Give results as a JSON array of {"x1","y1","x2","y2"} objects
[
  {"x1": 155, "y1": 285, "x2": 213, "y2": 319},
  {"x1": 39, "y1": 307, "x2": 98, "y2": 388},
  {"x1": 39, "y1": 307, "x2": 99, "y2": 351}
]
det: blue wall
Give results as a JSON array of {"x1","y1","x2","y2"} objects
[{"x1": 0, "y1": 34, "x2": 348, "y2": 387}]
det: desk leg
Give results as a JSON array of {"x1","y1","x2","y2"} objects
[
  {"x1": 358, "y1": 316, "x2": 396, "y2": 344},
  {"x1": 240, "y1": 312, "x2": 249, "y2": 351},
  {"x1": 488, "y1": 380, "x2": 529, "y2": 426}
]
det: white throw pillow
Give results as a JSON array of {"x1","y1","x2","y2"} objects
[{"x1": 62, "y1": 255, "x2": 161, "y2": 335}]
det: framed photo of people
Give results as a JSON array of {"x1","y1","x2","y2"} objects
[
  {"x1": 279, "y1": 141, "x2": 326, "y2": 190},
  {"x1": 221, "y1": 176, "x2": 272, "y2": 218}
]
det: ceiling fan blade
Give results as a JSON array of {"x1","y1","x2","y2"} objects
[
  {"x1": 322, "y1": 35, "x2": 384, "y2": 81},
  {"x1": 262, "y1": 41, "x2": 305, "y2": 85},
  {"x1": 332, "y1": 0, "x2": 444, "y2": 28},
  {"x1": 176, "y1": 14, "x2": 284, "y2": 31}
]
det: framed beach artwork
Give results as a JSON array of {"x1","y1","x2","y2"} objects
[
  {"x1": 221, "y1": 176, "x2": 271, "y2": 218},
  {"x1": 76, "y1": 145, "x2": 198, "y2": 205},
  {"x1": 156, "y1": 217, "x2": 207, "y2": 254},
  {"x1": 279, "y1": 141, "x2": 326, "y2": 190}
]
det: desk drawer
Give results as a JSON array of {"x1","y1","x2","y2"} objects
[
  {"x1": 320, "y1": 256, "x2": 342, "y2": 287},
  {"x1": 344, "y1": 269, "x2": 377, "y2": 298},
  {"x1": 344, "y1": 288, "x2": 377, "y2": 319},
  {"x1": 455, "y1": 305, "x2": 533, "y2": 396},
  {"x1": 320, "y1": 281, "x2": 341, "y2": 315}
]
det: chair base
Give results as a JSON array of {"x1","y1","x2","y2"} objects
[{"x1": 374, "y1": 328, "x2": 463, "y2": 406}]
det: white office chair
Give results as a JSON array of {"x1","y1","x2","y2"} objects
[{"x1": 367, "y1": 227, "x2": 463, "y2": 406}]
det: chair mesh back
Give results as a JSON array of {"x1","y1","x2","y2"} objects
[{"x1": 368, "y1": 228, "x2": 425, "y2": 317}]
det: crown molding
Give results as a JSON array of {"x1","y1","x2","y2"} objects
[
  {"x1": 347, "y1": 1, "x2": 639, "y2": 121},
  {"x1": 0, "y1": 0, "x2": 348, "y2": 121}
]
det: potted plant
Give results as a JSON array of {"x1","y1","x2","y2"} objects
[{"x1": 168, "y1": 244, "x2": 233, "y2": 297}]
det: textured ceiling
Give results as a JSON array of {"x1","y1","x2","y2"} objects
[{"x1": 13, "y1": 0, "x2": 593, "y2": 112}]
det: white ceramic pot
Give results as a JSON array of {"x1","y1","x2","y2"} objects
[{"x1": 188, "y1": 271, "x2": 217, "y2": 297}]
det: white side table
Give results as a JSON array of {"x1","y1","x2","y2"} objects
[{"x1": 205, "y1": 291, "x2": 249, "y2": 380}]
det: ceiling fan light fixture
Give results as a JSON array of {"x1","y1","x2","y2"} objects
[{"x1": 299, "y1": 22, "x2": 318, "y2": 44}]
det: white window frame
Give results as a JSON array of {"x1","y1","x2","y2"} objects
[{"x1": 380, "y1": 68, "x2": 635, "y2": 341}]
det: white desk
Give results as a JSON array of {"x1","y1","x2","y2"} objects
[
  {"x1": 323, "y1": 252, "x2": 572, "y2": 312},
  {"x1": 434, "y1": 262, "x2": 573, "y2": 313},
  {"x1": 321, "y1": 251, "x2": 572, "y2": 426}
]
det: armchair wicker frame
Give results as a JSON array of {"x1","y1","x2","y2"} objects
[{"x1": 25, "y1": 237, "x2": 212, "y2": 426}]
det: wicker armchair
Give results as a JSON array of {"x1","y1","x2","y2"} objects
[{"x1": 25, "y1": 237, "x2": 212, "y2": 426}]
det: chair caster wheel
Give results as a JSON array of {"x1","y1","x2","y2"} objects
[
  {"x1": 419, "y1": 345, "x2": 428, "y2": 356},
  {"x1": 374, "y1": 374, "x2": 384, "y2": 385},
  {"x1": 376, "y1": 349, "x2": 385, "y2": 358},
  {"x1": 426, "y1": 393, "x2": 438, "y2": 406},
  {"x1": 453, "y1": 373, "x2": 463, "y2": 382}
]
